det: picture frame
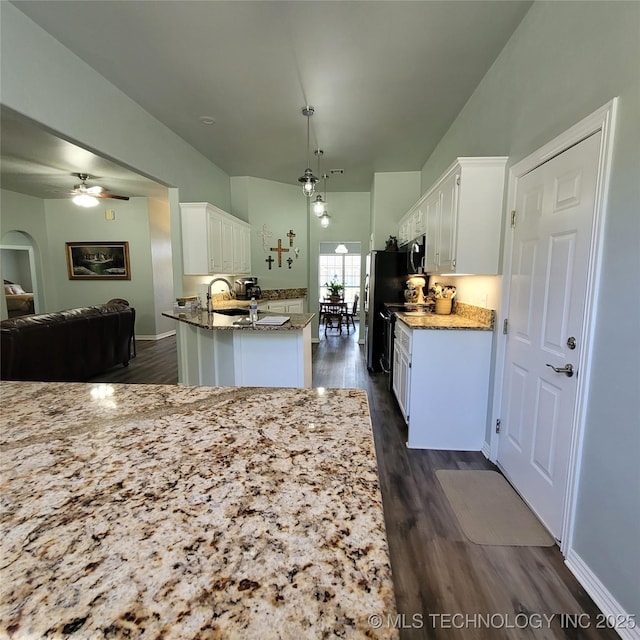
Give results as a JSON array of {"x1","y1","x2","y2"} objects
[{"x1": 65, "y1": 241, "x2": 131, "y2": 280}]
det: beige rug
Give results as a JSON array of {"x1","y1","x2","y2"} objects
[{"x1": 436, "y1": 470, "x2": 555, "y2": 546}]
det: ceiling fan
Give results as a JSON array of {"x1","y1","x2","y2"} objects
[{"x1": 70, "y1": 173, "x2": 130, "y2": 207}]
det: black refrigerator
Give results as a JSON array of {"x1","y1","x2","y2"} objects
[{"x1": 365, "y1": 250, "x2": 408, "y2": 372}]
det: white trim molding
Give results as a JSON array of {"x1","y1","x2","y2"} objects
[
  {"x1": 565, "y1": 549, "x2": 640, "y2": 640},
  {"x1": 137, "y1": 330, "x2": 176, "y2": 341}
]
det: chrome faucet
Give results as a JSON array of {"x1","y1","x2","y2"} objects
[{"x1": 206, "y1": 277, "x2": 234, "y2": 313}]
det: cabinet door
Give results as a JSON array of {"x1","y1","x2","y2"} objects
[
  {"x1": 438, "y1": 172, "x2": 459, "y2": 272},
  {"x1": 424, "y1": 191, "x2": 440, "y2": 272},
  {"x1": 393, "y1": 344, "x2": 410, "y2": 423},
  {"x1": 221, "y1": 217, "x2": 234, "y2": 272},
  {"x1": 239, "y1": 225, "x2": 252, "y2": 274},
  {"x1": 207, "y1": 211, "x2": 224, "y2": 273},
  {"x1": 392, "y1": 344, "x2": 402, "y2": 402},
  {"x1": 267, "y1": 302, "x2": 287, "y2": 313},
  {"x1": 285, "y1": 299, "x2": 304, "y2": 313},
  {"x1": 414, "y1": 205, "x2": 425, "y2": 235}
]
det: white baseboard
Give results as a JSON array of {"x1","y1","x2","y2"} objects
[
  {"x1": 136, "y1": 330, "x2": 176, "y2": 341},
  {"x1": 481, "y1": 441, "x2": 491, "y2": 460},
  {"x1": 565, "y1": 548, "x2": 639, "y2": 640}
]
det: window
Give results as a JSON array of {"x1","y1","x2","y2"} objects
[{"x1": 319, "y1": 253, "x2": 361, "y2": 302}]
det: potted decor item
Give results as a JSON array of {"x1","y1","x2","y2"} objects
[{"x1": 324, "y1": 276, "x2": 345, "y2": 301}]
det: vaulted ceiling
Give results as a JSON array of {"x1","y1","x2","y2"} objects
[{"x1": 2, "y1": 1, "x2": 532, "y2": 199}]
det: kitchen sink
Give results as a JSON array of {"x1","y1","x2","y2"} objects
[{"x1": 213, "y1": 308, "x2": 250, "y2": 316}]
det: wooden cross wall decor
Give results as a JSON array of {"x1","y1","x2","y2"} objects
[
  {"x1": 265, "y1": 255, "x2": 274, "y2": 270},
  {"x1": 287, "y1": 229, "x2": 296, "y2": 246},
  {"x1": 270, "y1": 239, "x2": 289, "y2": 267},
  {"x1": 287, "y1": 257, "x2": 293, "y2": 269}
]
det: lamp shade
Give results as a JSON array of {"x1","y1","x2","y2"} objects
[{"x1": 335, "y1": 244, "x2": 348, "y2": 254}]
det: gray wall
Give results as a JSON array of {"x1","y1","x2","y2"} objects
[
  {"x1": 419, "y1": 1, "x2": 639, "y2": 616},
  {"x1": 0, "y1": 2, "x2": 232, "y2": 309}
]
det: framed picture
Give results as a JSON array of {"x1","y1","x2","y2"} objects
[{"x1": 65, "y1": 241, "x2": 131, "y2": 280}]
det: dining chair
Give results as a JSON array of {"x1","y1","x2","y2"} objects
[
  {"x1": 344, "y1": 294, "x2": 359, "y2": 333},
  {"x1": 323, "y1": 301, "x2": 346, "y2": 336}
]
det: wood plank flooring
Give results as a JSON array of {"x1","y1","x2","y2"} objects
[{"x1": 89, "y1": 330, "x2": 615, "y2": 639}]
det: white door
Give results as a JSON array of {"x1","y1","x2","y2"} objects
[{"x1": 498, "y1": 132, "x2": 601, "y2": 540}]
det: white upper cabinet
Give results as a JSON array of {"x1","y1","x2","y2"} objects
[
  {"x1": 402, "y1": 157, "x2": 507, "y2": 275},
  {"x1": 180, "y1": 202, "x2": 252, "y2": 275}
]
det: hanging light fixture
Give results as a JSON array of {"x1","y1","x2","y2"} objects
[
  {"x1": 318, "y1": 172, "x2": 330, "y2": 227},
  {"x1": 298, "y1": 106, "x2": 318, "y2": 197},
  {"x1": 312, "y1": 150, "x2": 326, "y2": 216},
  {"x1": 72, "y1": 193, "x2": 99, "y2": 207}
]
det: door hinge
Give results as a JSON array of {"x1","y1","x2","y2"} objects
[
  {"x1": 503, "y1": 318, "x2": 509, "y2": 334},
  {"x1": 495, "y1": 419, "x2": 501, "y2": 434},
  {"x1": 456, "y1": 175, "x2": 461, "y2": 186},
  {"x1": 510, "y1": 210, "x2": 517, "y2": 228}
]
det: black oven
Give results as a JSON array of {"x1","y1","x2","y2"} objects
[{"x1": 379, "y1": 307, "x2": 397, "y2": 390}]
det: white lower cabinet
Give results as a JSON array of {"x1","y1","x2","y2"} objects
[
  {"x1": 393, "y1": 318, "x2": 492, "y2": 450},
  {"x1": 392, "y1": 321, "x2": 411, "y2": 421},
  {"x1": 258, "y1": 298, "x2": 304, "y2": 314}
]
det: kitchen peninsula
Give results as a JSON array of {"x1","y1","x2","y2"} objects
[
  {"x1": 163, "y1": 307, "x2": 313, "y2": 388},
  {"x1": 0, "y1": 381, "x2": 397, "y2": 639}
]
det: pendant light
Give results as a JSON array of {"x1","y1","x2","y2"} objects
[
  {"x1": 312, "y1": 150, "x2": 326, "y2": 216},
  {"x1": 298, "y1": 106, "x2": 318, "y2": 197},
  {"x1": 318, "y1": 172, "x2": 330, "y2": 227}
]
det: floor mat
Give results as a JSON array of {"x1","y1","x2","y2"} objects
[{"x1": 436, "y1": 469, "x2": 555, "y2": 546}]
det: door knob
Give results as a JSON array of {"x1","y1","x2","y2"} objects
[{"x1": 546, "y1": 363, "x2": 574, "y2": 377}]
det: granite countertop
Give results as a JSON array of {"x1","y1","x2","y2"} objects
[
  {"x1": 393, "y1": 301, "x2": 494, "y2": 331},
  {"x1": 163, "y1": 309, "x2": 314, "y2": 331},
  {"x1": 0, "y1": 381, "x2": 398, "y2": 639}
]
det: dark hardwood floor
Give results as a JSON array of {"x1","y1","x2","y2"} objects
[{"x1": 90, "y1": 328, "x2": 614, "y2": 639}]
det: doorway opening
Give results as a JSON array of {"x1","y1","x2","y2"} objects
[
  {"x1": 318, "y1": 241, "x2": 361, "y2": 340},
  {"x1": 1, "y1": 232, "x2": 40, "y2": 319}
]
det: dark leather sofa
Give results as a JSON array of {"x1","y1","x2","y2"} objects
[{"x1": 1, "y1": 303, "x2": 135, "y2": 382}]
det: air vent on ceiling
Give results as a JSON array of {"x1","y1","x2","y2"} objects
[{"x1": 330, "y1": 169, "x2": 344, "y2": 175}]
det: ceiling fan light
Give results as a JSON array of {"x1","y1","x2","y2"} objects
[{"x1": 72, "y1": 193, "x2": 99, "y2": 207}]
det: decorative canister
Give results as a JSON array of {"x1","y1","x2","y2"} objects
[{"x1": 435, "y1": 297, "x2": 452, "y2": 315}]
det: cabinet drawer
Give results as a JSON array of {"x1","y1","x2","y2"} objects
[{"x1": 394, "y1": 321, "x2": 412, "y2": 353}]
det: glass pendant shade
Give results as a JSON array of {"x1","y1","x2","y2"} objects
[
  {"x1": 320, "y1": 212, "x2": 330, "y2": 228},
  {"x1": 298, "y1": 168, "x2": 318, "y2": 197},
  {"x1": 72, "y1": 194, "x2": 99, "y2": 207},
  {"x1": 312, "y1": 194, "x2": 326, "y2": 216}
]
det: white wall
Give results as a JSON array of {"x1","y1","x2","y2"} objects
[
  {"x1": 370, "y1": 172, "x2": 421, "y2": 251},
  {"x1": 43, "y1": 198, "x2": 160, "y2": 336},
  {"x1": 231, "y1": 177, "x2": 309, "y2": 290},
  {"x1": 420, "y1": 1, "x2": 640, "y2": 617},
  {"x1": 310, "y1": 191, "x2": 370, "y2": 339}
]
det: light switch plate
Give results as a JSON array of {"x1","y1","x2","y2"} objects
[{"x1": 105, "y1": 209, "x2": 115, "y2": 221}]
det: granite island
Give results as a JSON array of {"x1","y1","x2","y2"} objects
[
  {"x1": 0, "y1": 381, "x2": 397, "y2": 639},
  {"x1": 163, "y1": 308, "x2": 314, "y2": 388}
]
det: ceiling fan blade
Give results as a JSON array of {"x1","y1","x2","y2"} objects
[
  {"x1": 86, "y1": 186, "x2": 104, "y2": 195},
  {"x1": 97, "y1": 192, "x2": 130, "y2": 201}
]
